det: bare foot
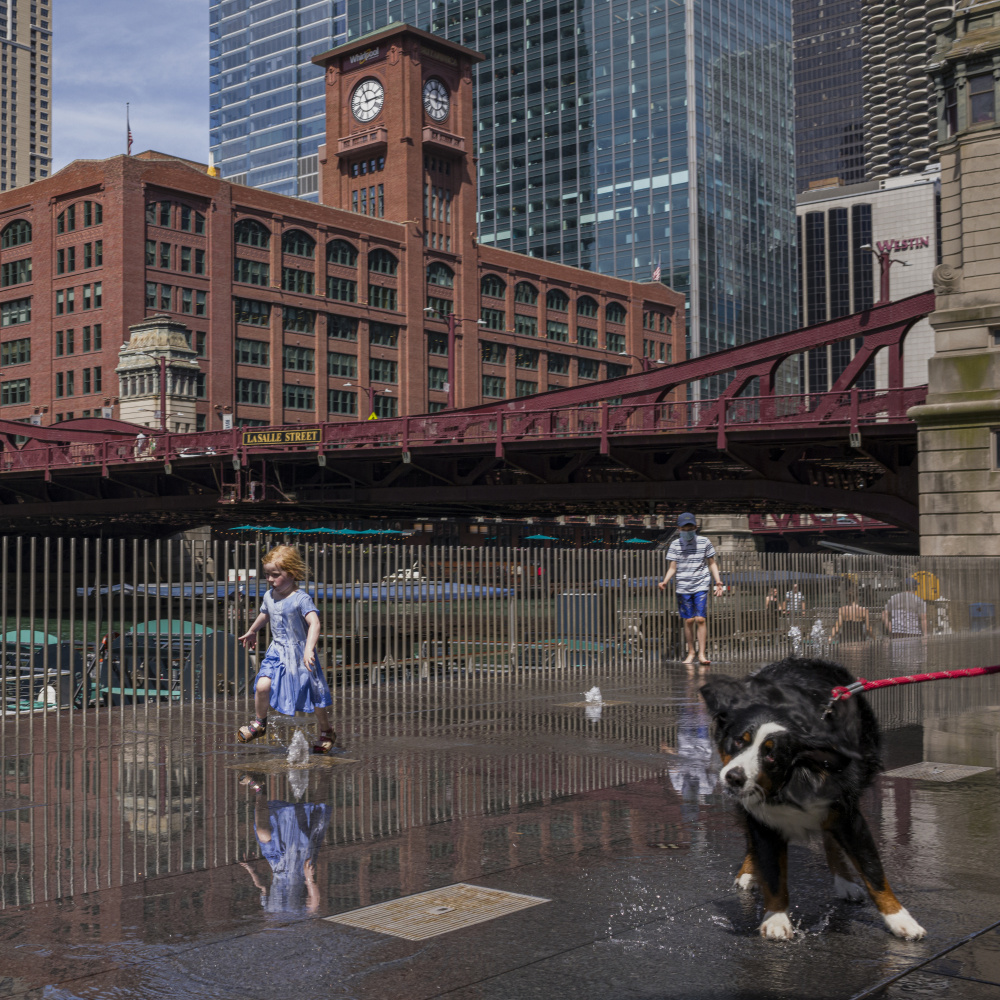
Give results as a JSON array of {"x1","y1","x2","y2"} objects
[
  {"x1": 698, "y1": 657, "x2": 711, "y2": 666},
  {"x1": 682, "y1": 655, "x2": 696, "y2": 665}
]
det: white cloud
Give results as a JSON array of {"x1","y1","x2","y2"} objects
[{"x1": 52, "y1": 0, "x2": 208, "y2": 171}]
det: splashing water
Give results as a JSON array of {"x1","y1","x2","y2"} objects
[
  {"x1": 287, "y1": 728, "x2": 310, "y2": 767},
  {"x1": 788, "y1": 625, "x2": 802, "y2": 654},
  {"x1": 584, "y1": 686, "x2": 603, "y2": 722}
]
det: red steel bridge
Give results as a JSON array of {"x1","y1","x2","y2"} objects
[{"x1": 0, "y1": 292, "x2": 933, "y2": 534}]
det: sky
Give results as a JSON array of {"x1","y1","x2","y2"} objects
[{"x1": 52, "y1": 0, "x2": 209, "y2": 172}]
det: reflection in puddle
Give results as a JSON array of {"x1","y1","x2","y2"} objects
[{"x1": 2, "y1": 632, "x2": 1000, "y2": 995}]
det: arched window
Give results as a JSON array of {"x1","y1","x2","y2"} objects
[
  {"x1": 282, "y1": 228, "x2": 316, "y2": 258},
  {"x1": 327, "y1": 239, "x2": 358, "y2": 267},
  {"x1": 234, "y1": 218, "x2": 271, "y2": 249},
  {"x1": 1, "y1": 219, "x2": 31, "y2": 249},
  {"x1": 606, "y1": 301, "x2": 627, "y2": 324},
  {"x1": 427, "y1": 261, "x2": 455, "y2": 287},
  {"x1": 369, "y1": 248, "x2": 399, "y2": 275},
  {"x1": 546, "y1": 288, "x2": 569, "y2": 312},
  {"x1": 481, "y1": 274, "x2": 506, "y2": 299},
  {"x1": 576, "y1": 295, "x2": 598, "y2": 318},
  {"x1": 514, "y1": 281, "x2": 538, "y2": 305}
]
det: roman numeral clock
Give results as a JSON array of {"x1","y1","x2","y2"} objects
[{"x1": 350, "y1": 78, "x2": 385, "y2": 123}]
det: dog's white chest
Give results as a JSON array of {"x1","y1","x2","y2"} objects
[{"x1": 747, "y1": 799, "x2": 832, "y2": 843}]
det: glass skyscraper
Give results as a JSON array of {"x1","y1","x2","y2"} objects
[
  {"x1": 792, "y1": 0, "x2": 864, "y2": 193},
  {"x1": 210, "y1": 0, "x2": 798, "y2": 360},
  {"x1": 209, "y1": 1, "x2": 347, "y2": 200}
]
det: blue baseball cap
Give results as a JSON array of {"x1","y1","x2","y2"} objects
[{"x1": 677, "y1": 512, "x2": 697, "y2": 527}]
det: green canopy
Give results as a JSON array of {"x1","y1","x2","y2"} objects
[
  {"x1": 3, "y1": 630, "x2": 60, "y2": 645},
  {"x1": 624, "y1": 537, "x2": 653, "y2": 543},
  {"x1": 131, "y1": 620, "x2": 214, "y2": 636},
  {"x1": 524, "y1": 534, "x2": 560, "y2": 540}
]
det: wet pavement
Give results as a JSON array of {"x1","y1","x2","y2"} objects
[{"x1": 3, "y1": 636, "x2": 1000, "y2": 999}]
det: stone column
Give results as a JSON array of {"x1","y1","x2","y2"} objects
[{"x1": 910, "y1": 5, "x2": 1000, "y2": 555}]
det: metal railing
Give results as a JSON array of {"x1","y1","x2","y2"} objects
[
  {"x1": 0, "y1": 387, "x2": 927, "y2": 476},
  {"x1": 0, "y1": 536, "x2": 996, "y2": 719}
]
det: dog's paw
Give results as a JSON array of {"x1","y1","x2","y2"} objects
[
  {"x1": 735, "y1": 872, "x2": 755, "y2": 891},
  {"x1": 883, "y1": 908, "x2": 926, "y2": 941},
  {"x1": 833, "y1": 875, "x2": 866, "y2": 902},
  {"x1": 759, "y1": 911, "x2": 795, "y2": 941}
]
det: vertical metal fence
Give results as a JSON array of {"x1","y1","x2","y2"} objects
[
  {"x1": 0, "y1": 537, "x2": 998, "y2": 718},
  {"x1": 3, "y1": 535, "x2": 1000, "y2": 910}
]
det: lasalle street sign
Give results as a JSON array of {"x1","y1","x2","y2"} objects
[{"x1": 241, "y1": 427, "x2": 322, "y2": 447}]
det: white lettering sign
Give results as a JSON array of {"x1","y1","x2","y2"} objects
[{"x1": 347, "y1": 46, "x2": 381, "y2": 67}]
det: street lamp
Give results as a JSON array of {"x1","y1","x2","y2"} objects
[
  {"x1": 617, "y1": 351, "x2": 666, "y2": 373},
  {"x1": 341, "y1": 382, "x2": 392, "y2": 419},
  {"x1": 859, "y1": 244, "x2": 911, "y2": 305},
  {"x1": 423, "y1": 307, "x2": 486, "y2": 409},
  {"x1": 121, "y1": 347, "x2": 168, "y2": 432}
]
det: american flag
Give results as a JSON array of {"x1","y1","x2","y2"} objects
[
  {"x1": 127, "y1": 104, "x2": 133, "y2": 155},
  {"x1": 652, "y1": 258, "x2": 661, "y2": 282}
]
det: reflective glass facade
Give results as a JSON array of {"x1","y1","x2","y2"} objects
[
  {"x1": 793, "y1": 0, "x2": 864, "y2": 193},
  {"x1": 351, "y1": 0, "x2": 797, "y2": 364},
  {"x1": 210, "y1": 0, "x2": 797, "y2": 360},
  {"x1": 209, "y1": 0, "x2": 347, "y2": 201}
]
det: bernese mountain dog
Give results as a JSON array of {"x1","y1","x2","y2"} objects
[{"x1": 700, "y1": 656, "x2": 926, "y2": 942}]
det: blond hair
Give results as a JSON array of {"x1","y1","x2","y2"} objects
[{"x1": 262, "y1": 545, "x2": 307, "y2": 581}]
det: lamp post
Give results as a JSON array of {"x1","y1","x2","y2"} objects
[
  {"x1": 859, "y1": 244, "x2": 911, "y2": 305},
  {"x1": 424, "y1": 308, "x2": 486, "y2": 409},
  {"x1": 122, "y1": 348, "x2": 167, "y2": 432},
  {"x1": 341, "y1": 382, "x2": 391, "y2": 419},
  {"x1": 617, "y1": 351, "x2": 666, "y2": 373}
]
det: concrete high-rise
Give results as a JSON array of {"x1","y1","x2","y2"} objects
[
  {"x1": 209, "y1": 1, "x2": 347, "y2": 201},
  {"x1": 862, "y1": 0, "x2": 940, "y2": 180},
  {"x1": 211, "y1": 0, "x2": 798, "y2": 369},
  {"x1": 0, "y1": 0, "x2": 52, "y2": 192},
  {"x1": 792, "y1": 0, "x2": 864, "y2": 192}
]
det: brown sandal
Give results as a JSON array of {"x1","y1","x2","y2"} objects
[
  {"x1": 313, "y1": 729, "x2": 336, "y2": 754},
  {"x1": 237, "y1": 717, "x2": 267, "y2": 743},
  {"x1": 239, "y1": 772, "x2": 266, "y2": 794}
]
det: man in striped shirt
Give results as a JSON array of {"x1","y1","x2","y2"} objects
[{"x1": 658, "y1": 512, "x2": 724, "y2": 666}]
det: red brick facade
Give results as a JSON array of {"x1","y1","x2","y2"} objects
[{"x1": 0, "y1": 26, "x2": 682, "y2": 431}]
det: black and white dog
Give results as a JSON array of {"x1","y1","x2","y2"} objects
[{"x1": 700, "y1": 657, "x2": 925, "y2": 942}]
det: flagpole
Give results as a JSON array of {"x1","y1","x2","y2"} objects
[{"x1": 126, "y1": 103, "x2": 132, "y2": 156}]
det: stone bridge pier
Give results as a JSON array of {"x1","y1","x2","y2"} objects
[{"x1": 912, "y1": 4, "x2": 1000, "y2": 555}]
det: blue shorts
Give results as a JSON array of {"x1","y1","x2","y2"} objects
[{"x1": 677, "y1": 591, "x2": 708, "y2": 620}]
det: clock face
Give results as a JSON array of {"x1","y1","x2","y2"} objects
[
  {"x1": 423, "y1": 78, "x2": 450, "y2": 122},
  {"x1": 351, "y1": 78, "x2": 385, "y2": 123}
]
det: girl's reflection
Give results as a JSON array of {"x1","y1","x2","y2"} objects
[{"x1": 239, "y1": 773, "x2": 330, "y2": 916}]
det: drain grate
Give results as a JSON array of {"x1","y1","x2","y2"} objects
[
  {"x1": 883, "y1": 761, "x2": 993, "y2": 782},
  {"x1": 325, "y1": 882, "x2": 549, "y2": 940}
]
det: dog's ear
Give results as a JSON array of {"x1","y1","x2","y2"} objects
[
  {"x1": 793, "y1": 743, "x2": 861, "y2": 773},
  {"x1": 699, "y1": 675, "x2": 748, "y2": 722}
]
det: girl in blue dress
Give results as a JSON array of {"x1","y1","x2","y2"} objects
[{"x1": 237, "y1": 545, "x2": 336, "y2": 753}]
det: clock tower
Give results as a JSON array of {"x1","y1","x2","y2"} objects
[
  {"x1": 313, "y1": 27, "x2": 484, "y2": 412},
  {"x1": 313, "y1": 26, "x2": 483, "y2": 235}
]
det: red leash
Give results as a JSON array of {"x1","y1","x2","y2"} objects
[{"x1": 829, "y1": 664, "x2": 1000, "y2": 709}]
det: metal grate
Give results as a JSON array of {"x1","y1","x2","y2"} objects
[
  {"x1": 325, "y1": 883, "x2": 549, "y2": 940},
  {"x1": 225, "y1": 755, "x2": 357, "y2": 774},
  {"x1": 883, "y1": 761, "x2": 993, "y2": 782}
]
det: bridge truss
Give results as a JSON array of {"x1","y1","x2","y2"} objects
[{"x1": 0, "y1": 292, "x2": 933, "y2": 534}]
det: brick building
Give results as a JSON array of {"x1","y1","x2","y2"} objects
[{"x1": 0, "y1": 25, "x2": 682, "y2": 431}]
